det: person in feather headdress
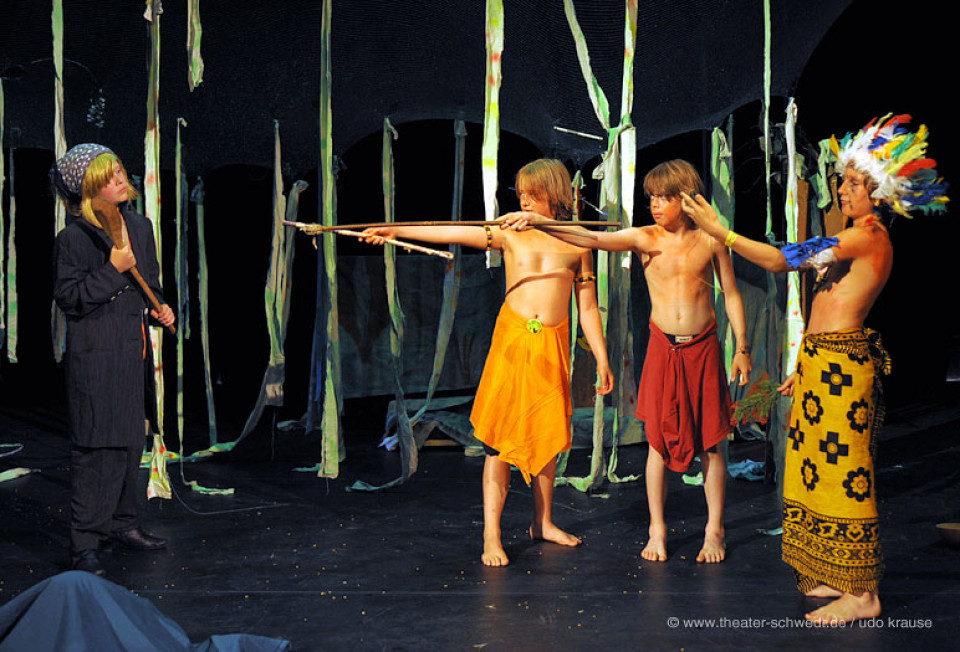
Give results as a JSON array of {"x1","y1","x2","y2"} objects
[{"x1": 681, "y1": 114, "x2": 948, "y2": 625}]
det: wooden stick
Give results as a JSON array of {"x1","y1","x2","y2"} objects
[
  {"x1": 326, "y1": 228, "x2": 454, "y2": 260},
  {"x1": 283, "y1": 219, "x2": 620, "y2": 233},
  {"x1": 90, "y1": 196, "x2": 176, "y2": 335}
]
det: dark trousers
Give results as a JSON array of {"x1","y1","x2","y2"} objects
[{"x1": 70, "y1": 442, "x2": 143, "y2": 554}]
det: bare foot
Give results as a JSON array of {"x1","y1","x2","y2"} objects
[
  {"x1": 641, "y1": 523, "x2": 668, "y2": 562},
  {"x1": 696, "y1": 528, "x2": 726, "y2": 563},
  {"x1": 482, "y1": 531, "x2": 510, "y2": 567},
  {"x1": 529, "y1": 522, "x2": 581, "y2": 547},
  {"x1": 805, "y1": 591, "x2": 881, "y2": 625},
  {"x1": 805, "y1": 585, "x2": 843, "y2": 598}
]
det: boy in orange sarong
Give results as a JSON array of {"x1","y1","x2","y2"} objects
[
  {"x1": 504, "y1": 160, "x2": 752, "y2": 564},
  {"x1": 363, "y1": 159, "x2": 613, "y2": 567}
]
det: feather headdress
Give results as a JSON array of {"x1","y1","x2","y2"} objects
[{"x1": 830, "y1": 114, "x2": 949, "y2": 218}]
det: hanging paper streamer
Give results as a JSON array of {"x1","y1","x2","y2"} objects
[
  {"x1": 349, "y1": 120, "x2": 468, "y2": 492},
  {"x1": 239, "y1": 121, "x2": 308, "y2": 441},
  {"x1": 191, "y1": 179, "x2": 218, "y2": 445},
  {"x1": 51, "y1": 0, "x2": 67, "y2": 363},
  {"x1": 186, "y1": 0, "x2": 204, "y2": 91},
  {"x1": 174, "y1": 119, "x2": 189, "y2": 471},
  {"x1": 0, "y1": 468, "x2": 33, "y2": 484},
  {"x1": 408, "y1": 119, "x2": 467, "y2": 424},
  {"x1": 143, "y1": 2, "x2": 168, "y2": 500},
  {"x1": 481, "y1": 0, "x2": 503, "y2": 268},
  {"x1": 5, "y1": 148, "x2": 16, "y2": 364},
  {"x1": 711, "y1": 122, "x2": 736, "y2": 375},
  {"x1": 759, "y1": 0, "x2": 789, "y2": 500},
  {"x1": 146, "y1": 433, "x2": 171, "y2": 500},
  {"x1": 308, "y1": 0, "x2": 343, "y2": 478},
  {"x1": 557, "y1": 0, "x2": 639, "y2": 491},
  {"x1": 604, "y1": 0, "x2": 639, "y2": 485},
  {"x1": 350, "y1": 119, "x2": 416, "y2": 492},
  {"x1": 782, "y1": 99, "x2": 802, "y2": 376},
  {"x1": 0, "y1": 79, "x2": 5, "y2": 351}
]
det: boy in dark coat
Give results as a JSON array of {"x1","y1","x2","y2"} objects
[{"x1": 51, "y1": 143, "x2": 175, "y2": 577}]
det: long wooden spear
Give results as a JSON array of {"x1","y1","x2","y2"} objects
[{"x1": 283, "y1": 219, "x2": 620, "y2": 234}]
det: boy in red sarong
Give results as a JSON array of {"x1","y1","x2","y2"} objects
[{"x1": 503, "y1": 160, "x2": 751, "y2": 563}]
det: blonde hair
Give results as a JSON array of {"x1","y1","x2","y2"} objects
[
  {"x1": 643, "y1": 159, "x2": 705, "y2": 198},
  {"x1": 515, "y1": 158, "x2": 574, "y2": 220},
  {"x1": 78, "y1": 153, "x2": 138, "y2": 225}
]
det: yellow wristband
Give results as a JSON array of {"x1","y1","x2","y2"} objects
[{"x1": 724, "y1": 230, "x2": 738, "y2": 248}]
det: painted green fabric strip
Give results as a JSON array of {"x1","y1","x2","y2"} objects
[
  {"x1": 175, "y1": 121, "x2": 187, "y2": 466},
  {"x1": 1, "y1": 81, "x2": 5, "y2": 346},
  {"x1": 762, "y1": 0, "x2": 773, "y2": 236},
  {"x1": 51, "y1": 0, "x2": 66, "y2": 363},
  {"x1": 144, "y1": 1, "x2": 166, "y2": 442},
  {"x1": 563, "y1": 0, "x2": 611, "y2": 131},
  {"x1": 782, "y1": 100, "x2": 802, "y2": 376},
  {"x1": 314, "y1": 0, "x2": 342, "y2": 479},
  {"x1": 5, "y1": 148, "x2": 16, "y2": 364},
  {"x1": 605, "y1": 0, "x2": 639, "y2": 485},
  {"x1": 349, "y1": 120, "x2": 468, "y2": 493},
  {"x1": 814, "y1": 138, "x2": 836, "y2": 209},
  {"x1": 380, "y1": 119, "x2": 415, "y2": 473},
  {"x1": 409, "y1": 119, "x2": 466, "y2": 426},
  {"x1": 711, "y1": 123, "x2": 736, "y2": 374},
  {"x1": 482, "y1": 0, "x2": 503, "y2": 268},
  {"x1": 0, "y1": 468, "x2": 33, "y2": 483},
  {"x1": 370, "y1": 118, "x2": 419, "y2": 490},
  {"x1": 556, "y1": 0, "x2": 607, "y2": 492},
  {"x1": 187, "y1": 0, "x2": 204, "y2": 91},
  {"x1": 191, "y1": 179, "x2": 218, "y2": 445},
  {"x1": 556, "y1": 0, "x2": 640, "y2": 490},
  {"x1": 239, "y1": 122, "x2": 309, "y2": 442}
]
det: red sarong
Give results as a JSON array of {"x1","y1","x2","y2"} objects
[{"x1": 636, "y1": 320, "x2": 731, "y2": 472}]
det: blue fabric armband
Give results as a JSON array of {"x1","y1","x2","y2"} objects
[{"x1": 780, "y1": 236, "x2": 839, "y2": 270}]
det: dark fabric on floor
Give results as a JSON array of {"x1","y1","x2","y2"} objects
[{"x1": 0, "y1": 571, "x2": 289, "y2": 652}]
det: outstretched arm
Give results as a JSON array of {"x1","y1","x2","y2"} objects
[
  {"x1": 500, "y1": 211, "x2": 644, "y2": 253},
  {"x1": 362, "y1": 224, "x2": 497, "y2": 251},
  {"x1": 574, "y1": 251, "x2": 614, "y2": 396},
  {"x1": 681, "y1": 193, "x2": 789, "y2": 273}
]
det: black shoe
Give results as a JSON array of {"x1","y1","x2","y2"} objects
[
  {"x1": 72, "y1": 549, "x2": 106, "y2": 577},
  {"x1": 111, "y1": 527, "x2": 168, "y2": 551}
]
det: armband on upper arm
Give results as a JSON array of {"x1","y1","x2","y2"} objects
[{"x1": 780, "y1": 236, "x2": 839, "y2": 271}]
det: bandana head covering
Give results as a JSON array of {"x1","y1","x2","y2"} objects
[
  {"x1": 830, "y1": 114, "x2": 949, "y2": 218},
  {"x1": 49, "y1": 143, "x2": 114, "y2": 210}
]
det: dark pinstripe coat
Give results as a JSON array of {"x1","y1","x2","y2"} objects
[{"x1": 53, "y1": 205, "x2": 165, "y2": 448}]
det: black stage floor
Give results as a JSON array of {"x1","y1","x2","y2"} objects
[{"x1": 2, "y1": 400, "x2": 959, "y2": 651}]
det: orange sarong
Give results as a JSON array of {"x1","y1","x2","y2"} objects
[{"x1": 470, "y1": 302, "x2": 572, "y2": 483}]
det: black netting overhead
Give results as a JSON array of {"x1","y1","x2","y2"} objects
[{"x1": 0, "y1": 0, "x2": 851, "y2": 177}]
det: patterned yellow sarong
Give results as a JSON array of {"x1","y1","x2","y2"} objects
[
  {"x1": 782, "y1": 329, "x2": 891, "y2": 594},
  {"x1": 470, "y1": 303, "x2": 572, "y2": 484}
]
